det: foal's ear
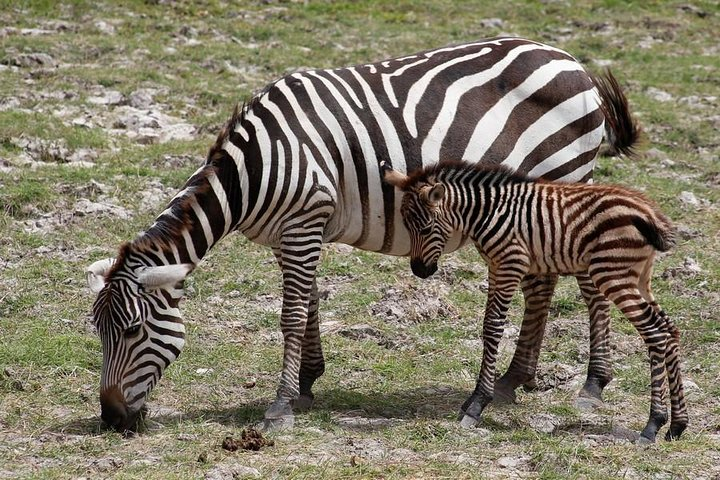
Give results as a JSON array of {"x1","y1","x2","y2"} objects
[{"x1": 424, "y1": 183, "x2": 446, "y2": 205}]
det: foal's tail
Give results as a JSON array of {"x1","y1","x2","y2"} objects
[
  {"x1": 592, "y1": 70, "x2": 642, "y2": 158},
  {"x1": 633, "y1": 215, "x2": 676, "y2": 252}
]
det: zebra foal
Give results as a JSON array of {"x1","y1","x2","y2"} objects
[{"x1": 383, "y1": 161, "x2": 687, "y2": 443}]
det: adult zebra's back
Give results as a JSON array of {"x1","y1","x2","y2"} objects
[{"x1": 85, "y1": 37, "x2": 640, "y2": 431}]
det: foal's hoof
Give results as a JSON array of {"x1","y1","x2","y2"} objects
[
  {"x1": 664, "y1": 423, "x2": 687, "y2": 441},
  {"x1": 636, "y1": 435, "x2": 655, "y2": 445},
  {"x1": 492, "y1": 386, "x2": 517, "y2": 405},
  {"x1": 261, "y1": 414, "x2": 294, "y2": 432},
  {"x1": 293, "y1": 393, "x2": 315, "y2": 412}
]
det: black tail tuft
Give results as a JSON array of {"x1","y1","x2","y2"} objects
[
  {"x1": 633, "y1": 217, "x2": 676, "y2": 252},
  {"x1": 592, "y1": 70, "x2": 642, "y2": 158}
]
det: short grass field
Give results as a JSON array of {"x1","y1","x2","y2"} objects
[{"x1": 1, "y1": 1, "x2": 719, "y2": 478}]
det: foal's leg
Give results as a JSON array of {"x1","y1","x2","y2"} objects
[
  {"x1": 590, "y1": 260, "x2": 671, "y2": 443},
  {"x1": 576, "y1": 273, "x2": 613, "y2": 403},
  {"x1": 495, "y1": 274, "x2": 557, "y2": 404},
  {"x1": 460, "y1": 258, "x2": 527, "y2": 427},
  {"x1": 638, "y1": 258, "x2": 687, "y2": 440}
]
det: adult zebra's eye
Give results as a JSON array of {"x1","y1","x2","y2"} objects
[
  {"x1": 124, "y1": 324, "x2": 142, "y2": 338},
  {"x1": 420, "y1": 225, "x2": 434, "y2": 236}
]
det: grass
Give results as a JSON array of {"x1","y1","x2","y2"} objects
[{"x1": 1, "y1": 0, "x2": 719, "y2": 478}]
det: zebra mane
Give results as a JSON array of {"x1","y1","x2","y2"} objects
[
  {"x1": 105, "y1": 241, "x2": 132, "y2": 280},
  {"x1": 206, "y1": 102, "x2": 243, "y2": 163},
  {"x1": 404, "y1": 160, "x2": 534, "y2": 188}
]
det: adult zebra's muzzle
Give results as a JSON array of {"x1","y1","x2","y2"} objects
[
  {"x1": 410, "y1": 258, "x2": 438, "y2": 279},
  {"x1": 100, "y1": 385, "x2": 142, "y2": 432}
]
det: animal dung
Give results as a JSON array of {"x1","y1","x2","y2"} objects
[{"x1": 221, "y1": 428, "x2": 274, "y2": 452}]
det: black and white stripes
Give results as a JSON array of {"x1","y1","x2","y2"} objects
[{"x1": 86, "y1": 36, "x2": 640, "y2": 431}]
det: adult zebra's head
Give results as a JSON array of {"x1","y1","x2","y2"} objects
[
  {"x1": 86, "y1": 246, "x2": 193, "y2": 431},
  {"x1": 381, "y1": 162, "x2": 452, "y2": 279}
]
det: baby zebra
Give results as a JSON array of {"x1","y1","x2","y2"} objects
[{"x1": 382, "y1": 160, "x2": 687, "y2": 443}]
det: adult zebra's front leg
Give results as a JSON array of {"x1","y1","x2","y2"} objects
[
  {"x1": 264, "y1": 228, "x2": 327, "y2": 430},
  {"x1": 295, "y1": 277, "x2": 325, "y2": 411}
]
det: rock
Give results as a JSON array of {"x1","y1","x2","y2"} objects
[
  {"x1": 644, "y1": 147, "x2": 668, "y2": 160},
  {"x1": 88, "y1": 90, "x2": 125, "y2": 106},
  {"x1": 88, "y1": 457, "x2": 123, "y2": 472},
  {"x1": 127, "y1": 88, "x2": 155, "y2": 109},
  {"x1": 73, "y1": 199, "x2": 133, "y2": 219},
  {"x1": 497, "y1": 456, "x2": 526, "y2": 468},
  {"x1": 675, "y1": 224, "x2": 700, "y2": 239},
  {"x1": 10, "y1": 53, "x2": 57, "y2": 68},
  {"x1": 479, "y1": 18, "x2": 504, "y2": 29},
  {"x1": 11, "y1": 135, "x2": 70, "y2": 163},
  {"x1": 646, "y1": 87, "x2": 673, "y2": 103},
  {"x1": 528, "y1": 413, "x2": 558, "y2": 434},
  {"x1": 678, "y1": 191, "x2": 699, "y2": 206},
  {"x1": 94, "y1": 20, "x2": 115, "y2": 35},
  {"x1": 195, "y1": 368, "x2": 213, "y2": 375},
  {"x1": 338, "y1": 324, "x2": 383, "y2": 341},
  {"x1": 335, "y1": 415, "x2": 398, "y2": 429},
  {"x1": 110, "y1": 106, "x2": 196, "y2": 144},
  {"x1": 677, "y1": 4, "x2": 707, "y2": 17}
]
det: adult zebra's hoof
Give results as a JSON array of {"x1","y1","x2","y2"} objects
[
  {"x1": 293, "y1": 393, "x2": 315, "y2": 412},
  {"x1": 262, "y1": 398, "x2": 294, "y2": 431},
  {"x1": 573, "y1": 395, "x2": 603, "y2": 411},
  {"x1": 459, "y1": 413, "x2": 480, "y2": 429},
  {"x1": 261, "y1": 414, "x2": 294, "y2": 432},
  {"x1": 636, "y1": 434, "x2": 655, "y2": 445}
]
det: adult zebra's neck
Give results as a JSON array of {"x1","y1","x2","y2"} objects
[{"x1": 129, "y1": 141, "x2": 244, "y2": 268}]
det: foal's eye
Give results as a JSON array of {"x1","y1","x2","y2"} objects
[
  {"x1": 124, "y1": 324, "x2": 142, "y2": 338},
  {"x1": 419, "y1": 225, "x2": 433, "y2": 235}
]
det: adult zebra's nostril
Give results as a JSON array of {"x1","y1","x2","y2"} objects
[
  {"x1": 410, "y1": 259, "x2": 437, "y2": 279},
  {"x1": 100, "y1": 385, "x2": 128, "y2": 430}
]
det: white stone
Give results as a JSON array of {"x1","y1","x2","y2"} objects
[{"x1": 678, "y1": 191, "x2": 699, "y2": 206}]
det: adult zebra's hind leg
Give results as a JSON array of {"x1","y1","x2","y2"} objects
[
  {"x1": 576, "y1": 273, "x2": 613, "y2": 406},
  {"x1": 495, "y1": 274, "x2": 558, "y2": 404}
]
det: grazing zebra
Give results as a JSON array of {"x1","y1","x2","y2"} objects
[
  {"x1": 85, "y1": 36, "x2": 641, "y2": 431},
  {"x1": 382, "y1": 161, "x2": 687, "y2": 442}
]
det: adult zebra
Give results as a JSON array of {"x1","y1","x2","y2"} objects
[{"x1": 85, "y1": 36, "x2": 640, "y2": 431}]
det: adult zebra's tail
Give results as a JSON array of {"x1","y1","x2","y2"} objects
[{"x1": 593, "y1": 70, "x2": 642, "y2": 158}]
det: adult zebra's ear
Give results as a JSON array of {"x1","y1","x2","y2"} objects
[
  {"x1": 380, "y1": 161, "x2": 409, "y2": 189},
  {"x1": 137, "y1": 264, "x2": 194, "y2": 290},
  {"x1": 86, "y1": 258, "x2": 116, "y2": 293}
]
